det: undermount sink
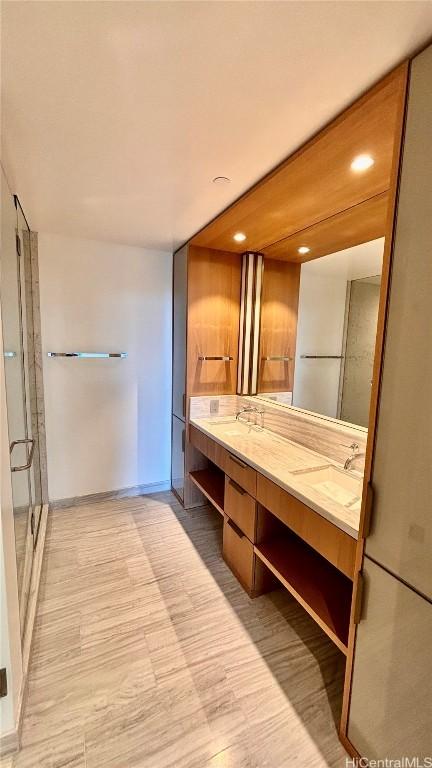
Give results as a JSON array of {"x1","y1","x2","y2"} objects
[
  {"x1": 205, "y1": 418, "x2": 251, "y2": 437},
  {"x1": 296, "y1": 465, "x2": 362, "y2": 509}
]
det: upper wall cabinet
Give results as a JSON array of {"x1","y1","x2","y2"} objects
[
  {"x1": 172, "y1": 244, "x2": 242, "y2": 407},
  {"x1": 187, "y1": 246, "x2": 242, "y2": 397}
]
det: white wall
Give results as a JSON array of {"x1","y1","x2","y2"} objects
[
  {"x1": 293, "y1": 239, "x2": 384, "y2": 419},
  {"x1": 38, "y1": 234, "x2": 172, "y2": 501}
]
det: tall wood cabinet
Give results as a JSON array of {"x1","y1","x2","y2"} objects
[{"x1": 171, "y1": 244, "x2": 242, "y2": 507}]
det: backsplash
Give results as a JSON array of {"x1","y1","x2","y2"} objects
[{"x1": 189, "y1": 394, "x2": 367, "y2": 473}]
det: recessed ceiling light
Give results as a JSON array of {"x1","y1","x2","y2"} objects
[
  {"x1": 233, "y1": 232, "x2": 246, "y2": 243},
  {"x1": 212, "y1": 176, "x2": 231, "y2": 185},
  {"x1": 351, "y1": 154, "x2": 374, "y2": 172},
  {"x1": 298, "y1": 246, "x2": 310, "y2": 255}
]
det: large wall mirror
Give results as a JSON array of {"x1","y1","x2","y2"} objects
[{"x1": 255, "y1": 238, "x2": 384, "y2": 428}]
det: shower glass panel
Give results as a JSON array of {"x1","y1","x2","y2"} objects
[{"x1": 1, "y1": 170, "x2": 41, "y2": 638}]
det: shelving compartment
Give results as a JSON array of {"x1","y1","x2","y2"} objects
[
  {"x1": 254, "y1": 511, "x2": 353, "y2": 653},
  {"x1": 189, "y1": 461, "x2": 225, "y2": 516}
]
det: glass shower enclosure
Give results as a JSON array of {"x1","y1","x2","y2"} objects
[{"x1": 1, "y1": 168, "x2": 43, "y2": 640}]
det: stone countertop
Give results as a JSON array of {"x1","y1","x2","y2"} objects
[{"x1": 190, "y1": 416, "x2": 362, "y2": 539}]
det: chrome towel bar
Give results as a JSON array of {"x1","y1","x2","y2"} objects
[
  {"x1": 47, "y1": 352, "x2": 127, "y2": 359},
  {"x1": 263, "y1": 356, "x2": 292, "y2": 361}
]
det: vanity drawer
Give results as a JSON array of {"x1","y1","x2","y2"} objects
[
  {"x1": 224, "y1": 476, "x2": 257, "y2": 541},
  {"x1": 223, "y1": 514, "x2": 274, "y2": 597},
  {"x1": 256, "y1": 474, "x2": 356, "y2": 579},
  {"x1": 189, "y1": 426, "x2": 226, "y2": 471},
  {"x1": 223, "y1": 515, "x2": 255, "y2": 594},
  {"x1": 224, "y1": 452, "x2": 257, "y2": 496}
]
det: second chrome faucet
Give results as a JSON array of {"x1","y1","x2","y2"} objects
[{"x1": 236, "y1": 405, "x2": 265, "y2": 429}]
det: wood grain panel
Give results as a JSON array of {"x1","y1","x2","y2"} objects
[
  {"x1": 223, "y1": 514, "x2": 255, "y2": 594},
  {"x1": 258, "y1": 259, "x2": 300, "y2": 392},
  {"x1": 224, "y1": 451, "x2": 257, "y2": 497},
  {"x1": 222, "y1": 515, "x2": 274, "y2": 597},
  {"x1": 187, "y1": 246, "x2": 241, "y2": 396},
  {"x1": 263, "y1": 192, "x2": 388, "y2": 263},
  {"x1": 191, "y1": 67, "x2": 406, "y2": 254},
  {"x1": 224, "y1": 476, "x2": 257, "y2": 541},
  {"x1": 256, "y1": 474, "x2": 356, "y2": 579},
  {"x1": 188, "y1": 424, "x2": 227, "y2": 472}
]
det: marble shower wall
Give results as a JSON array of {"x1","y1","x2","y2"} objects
[{"x1": 189, "y1": 394, "x2": 367, "y2": 472}]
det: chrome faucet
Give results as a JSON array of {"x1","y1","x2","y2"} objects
[
  {"x1": 236, "y1": 405, "x2": 265, "y2": 429},
  {"x1": 341, "y1": 442, "x2": 360, "y2": 471}
]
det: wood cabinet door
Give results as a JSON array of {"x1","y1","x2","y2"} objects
[{"x1": 187, "y1": 246, "x2": 241, "y2": 396}]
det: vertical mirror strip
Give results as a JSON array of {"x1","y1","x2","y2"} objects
[{"x1": 237, "y1": 252, "x2": 263, "y2": 395}]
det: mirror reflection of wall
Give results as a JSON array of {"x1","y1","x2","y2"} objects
[
  {"x1": 338, "y1": 275, "x2": 381, "y2": 427},
  {"x1": 292, "y1": 238, "x2": 384, "y2": 425}
]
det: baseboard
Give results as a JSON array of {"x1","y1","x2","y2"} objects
[
  {"x1": 51, "y1": 480, "x2": 171, "y2": 509},
  {"x1": 339, "y1": 730, "x2": 360, "y2": 759},
  {"x1": 0, "y1": 727, "x2": 19, "y2": 757},
  {"x1": 15, "y1": 504, "x2": 49, "y2": 751}
]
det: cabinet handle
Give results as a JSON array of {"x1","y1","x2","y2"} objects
[
  {"x1": 198, "y1": 355, "x2": 233, "y2": 362},
  {"x1": 229, "y1": 478, "x2": 246, "y2": 496},
  {"x1": 226, "y1": 517, "x2": 245, "y2": 539},
  {"x1": 262, "y1": 356, "x2": 292, "y2": 362},
  {"x1": 181, "y1": 429, "x2": 185, "y2": 453},
  {"x1": 227, "y1": 453, "x2": 247, "y2": 470}
]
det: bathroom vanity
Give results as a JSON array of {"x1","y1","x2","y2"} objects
[
  {"x1": 189, "y1": 407, "x2": 360, "y2": 650},
  {"x1": 171, "y1": 44, "x2": 432, "y2": 761}
]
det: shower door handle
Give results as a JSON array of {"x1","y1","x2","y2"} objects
[{"x1": 10, "y1": 438, "x2": 35, "y2": 472}]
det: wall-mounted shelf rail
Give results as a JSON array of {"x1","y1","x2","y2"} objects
[
  {"x1": 300, "y1": 355, "x2": 343, "y2": 360},
  {"x1": 198, "y1": 355, "x2": 233, "y2": 361},
  {"x1": 47, "y1": 352, "x2": 128, "y2": 359}
]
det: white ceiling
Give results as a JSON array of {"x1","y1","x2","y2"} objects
[
  {"x1": 2, "y1": 1, "x2": 432, "y2": 252},
  {"x1": 302, "y1": 238, "x2": 385, "y2": 280}
]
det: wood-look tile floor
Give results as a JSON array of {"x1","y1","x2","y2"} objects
[{"x1": 9, "y1": 492, "x2": 348, "y2": 768}]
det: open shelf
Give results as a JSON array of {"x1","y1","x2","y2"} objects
[
  {"x1": 254, "y1": 530, "x2": 352, "y2": 654},
  {"x1": 189, "y1": 467, "x2": 225, "y2": 516}
]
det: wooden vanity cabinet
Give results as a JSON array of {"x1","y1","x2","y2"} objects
[
  {"x1": 224, "y1": 453, "x2": 257, "y2": 496},
  {"x1": 224, "y1": 476, "x2": 257, "y2": 541},
  {"x1": 222, "y1": 515, "x2": 273, "y2": 597},
  {"x1": 189, "y1": 425, "x2": 355, "y2": 645},
  {"x1": 256, "y1": 474, "x2": 356, "y2": 579}
]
